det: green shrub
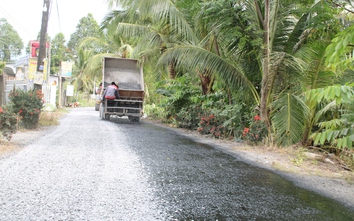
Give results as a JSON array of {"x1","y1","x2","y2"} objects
[
  {"x1": 9, "y1": 89, "x2": 44, "y2": 129},
  {"x1": 154, "y1": 74, "x2": 261, "y2": 142},
  {"x1": 196, "y1": 104, "x2": 244, "y2": 139},
  {"x1": 197, "y1": 112, "x2": 221, "y2": 137},
  {"x1": 0, "y1": 106, "x2": 18, "y2": 141},
  {"x1": 242, "y1": 115, "x2": 268, "y2": 144},
  {"x1": 175, "y1": 104, "x2": 202, "y2": 130},
  {"x1": 144, "y1": 104, "x2": 167, "y2": 120},
  {"x1": 156, "y1": 74, "x2": 201, "y2": 119}
]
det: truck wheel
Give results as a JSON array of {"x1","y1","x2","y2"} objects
[
  {"x1": 130, "y1": 117, "x2": 140, "y2": 122},
  {"x1": 105, "y1": 114, "x2": 111, "y2": 121}
]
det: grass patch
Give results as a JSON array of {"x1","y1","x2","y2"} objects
[
  {"x1": 78, "y1": 100, "x2": 96, "y2": 107},
  {"x1": 39, "y1": 109, "x2": 68, "y2": 127}
]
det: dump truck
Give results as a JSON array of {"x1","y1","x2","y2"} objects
[{"x1": 98, "y1": 57, "x2": 144, "y2": 122}]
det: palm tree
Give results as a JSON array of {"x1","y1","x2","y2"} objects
[
  {"x1": 104, "y1": 0, "x2": 231, "y2": 96},
  {"x1": 102, "y1": 1, "x2": 197, "y2": 80},
  {"x1": 71, "y1": 35, "x2": 122, "y2": 93},
  {"x1": 270, "y1": 0, "x2": 348, "y2": 146},
  {"x1": 161, "y1": 0, "x2": 305, "y2": 128}
]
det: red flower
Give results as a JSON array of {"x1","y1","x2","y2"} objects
[
  {"x1": 18, "y1": 110, "x2": 23, "y2": 114},
  {"x1": 254, "y1": 115, "x2": 261, "y2": 121},
  {"x1": 0, "y1": 107, "x2": 3, "y2": 113},
  {"x1": 243, "y1": 127, "x2": 250, "y2": 133}
]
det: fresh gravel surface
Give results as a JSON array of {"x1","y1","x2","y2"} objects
[
  {"x1": 1, "y1": 107, "x2": 354, "y2": 220},
  {"x1": 0, "y1": 108, "x2": 161, "y2": 220}
]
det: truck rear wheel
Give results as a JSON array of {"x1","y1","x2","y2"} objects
[{"x1": 129, "y1": 116, "x2": 140, "y2": 122}]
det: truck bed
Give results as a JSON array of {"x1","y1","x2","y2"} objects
[{"x1": 118, "y1": 89, "x2": 144, "y2": 101}]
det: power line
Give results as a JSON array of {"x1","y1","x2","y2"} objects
[
  {"x1": 55, "y1": 0, "x2": 61, "y2": 33},
  {"x1": 0, "y1": 6, "x2": 37, "y2": 38}
]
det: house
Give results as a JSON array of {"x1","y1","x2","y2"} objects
[{"x1": 0, "y1": 56, "x2": 34, "y2": 105}]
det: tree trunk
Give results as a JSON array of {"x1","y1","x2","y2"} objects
[
  {"x1": 169, "y1": 59, "x2": 177, "y2": 79},
  {"x1": 198, "y1": 69, "x2": 212, "y2": 95},
  {"x1": 259, "y1": 0, "x2": 271, "y2": 132}
]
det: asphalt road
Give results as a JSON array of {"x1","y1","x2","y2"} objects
[{"x1": 0, "y1": 107, "x2": 353, "y2": 221}]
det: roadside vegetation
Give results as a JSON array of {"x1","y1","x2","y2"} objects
[
  {"x1": 1, "y1": 0, "x2": 354, "y2": 170},
  {"x1": 0, "y1": 85, "x2": 65, "y2": 142},
  {"x1": 103, "y1": 0, "x2": 354, "y2": 170}
]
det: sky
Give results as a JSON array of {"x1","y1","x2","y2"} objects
[{"x1": 0, "y1": 0, "x2": 112, "y2": 55}]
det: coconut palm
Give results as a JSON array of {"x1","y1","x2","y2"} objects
[
  {"x1": 159, "y1": 0, "x2": 306, "y2": 136},
  {"x1": 104, "y1": 0, "x2": 234, "y2": 96},
  {"x1": 271, "y1": 0, "x2": 349, "y2": 146},
  {"x1": 71, "y1": 37, "x2": 122, "y2": 93},
  {"x1": 102, "y1": 0, "x2": 198, "y2": 78}
]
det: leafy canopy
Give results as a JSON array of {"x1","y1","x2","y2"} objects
[
  {"x1": 0, "y1": 18, "x2": 24, "y2": 61},
  {"x1": 67, "y1": 13, "x2": 101, "y2": 55}
]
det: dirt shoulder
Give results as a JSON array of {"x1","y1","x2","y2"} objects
[
  {"x1": 162, "y1": 123, "x2": 354, "y2": 180},
  {"x1": 0, "y1": 128, "x2": 50, "y2": 158},
  {"x1": 1, "y1": 119, "x2": 354, "y2": 210}
]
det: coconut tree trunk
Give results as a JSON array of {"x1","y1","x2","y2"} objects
[
  {"x1": 198, "y1": 69, "x2": 213, "y2": 95},
  {"x1": 169, "y1": 59, "x2": 177, "y2": 79},
  {"x1": 258, "y1": 0, "x2": 271, "y2": 130}
]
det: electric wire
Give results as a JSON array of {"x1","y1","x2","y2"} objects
[
  {"x1": 55, "y1": 0, "x2": 62, "y2": 33},
  {"x1": 0, "y1": 6, "x2": 37, "y2": 38}
]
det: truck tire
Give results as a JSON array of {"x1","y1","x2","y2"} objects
[{"x1": 129, "y1": 116, "x2": 140, "y2": 122}]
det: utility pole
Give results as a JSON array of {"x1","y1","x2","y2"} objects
[{"x1": 37, "y1": 0, "x2": 51, "y2": 72}]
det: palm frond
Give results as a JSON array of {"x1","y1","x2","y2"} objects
[
  {"x1": 116, "y1": 23, "x2": 153, "y2": 39},
  {"x1": 296, "y1": 40, "x2": 335, "y2": 90},
  {"x1": 271, "y1": 93, "x2": 309, "y2": 146},
  {"x1": 84, "y1": 53, "x2": 111, "y2": 77},
  {"x1": 159, "y1": 44, "x2": 259, "y2": 103}
]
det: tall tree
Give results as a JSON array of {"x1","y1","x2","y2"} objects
[
  {"x1": 159, "y1": 0, "x2": 310, "y2": 143},
  {"x1": 50, "y1": 33, "x2": 68, "y2": 74},
  {"x1": 0, "y1": 18, "x2": 24, "y2": 61},
  {"x1": 104, "y1": 0, "x2": 222, "y2": 95},
  {"x1": 67, "y1": 13, "x2": 101, "y2": 56}
]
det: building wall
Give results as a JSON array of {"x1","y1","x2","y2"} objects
[{"x1": 0, "y1": 73, "x2": 4, "y2": 106}]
